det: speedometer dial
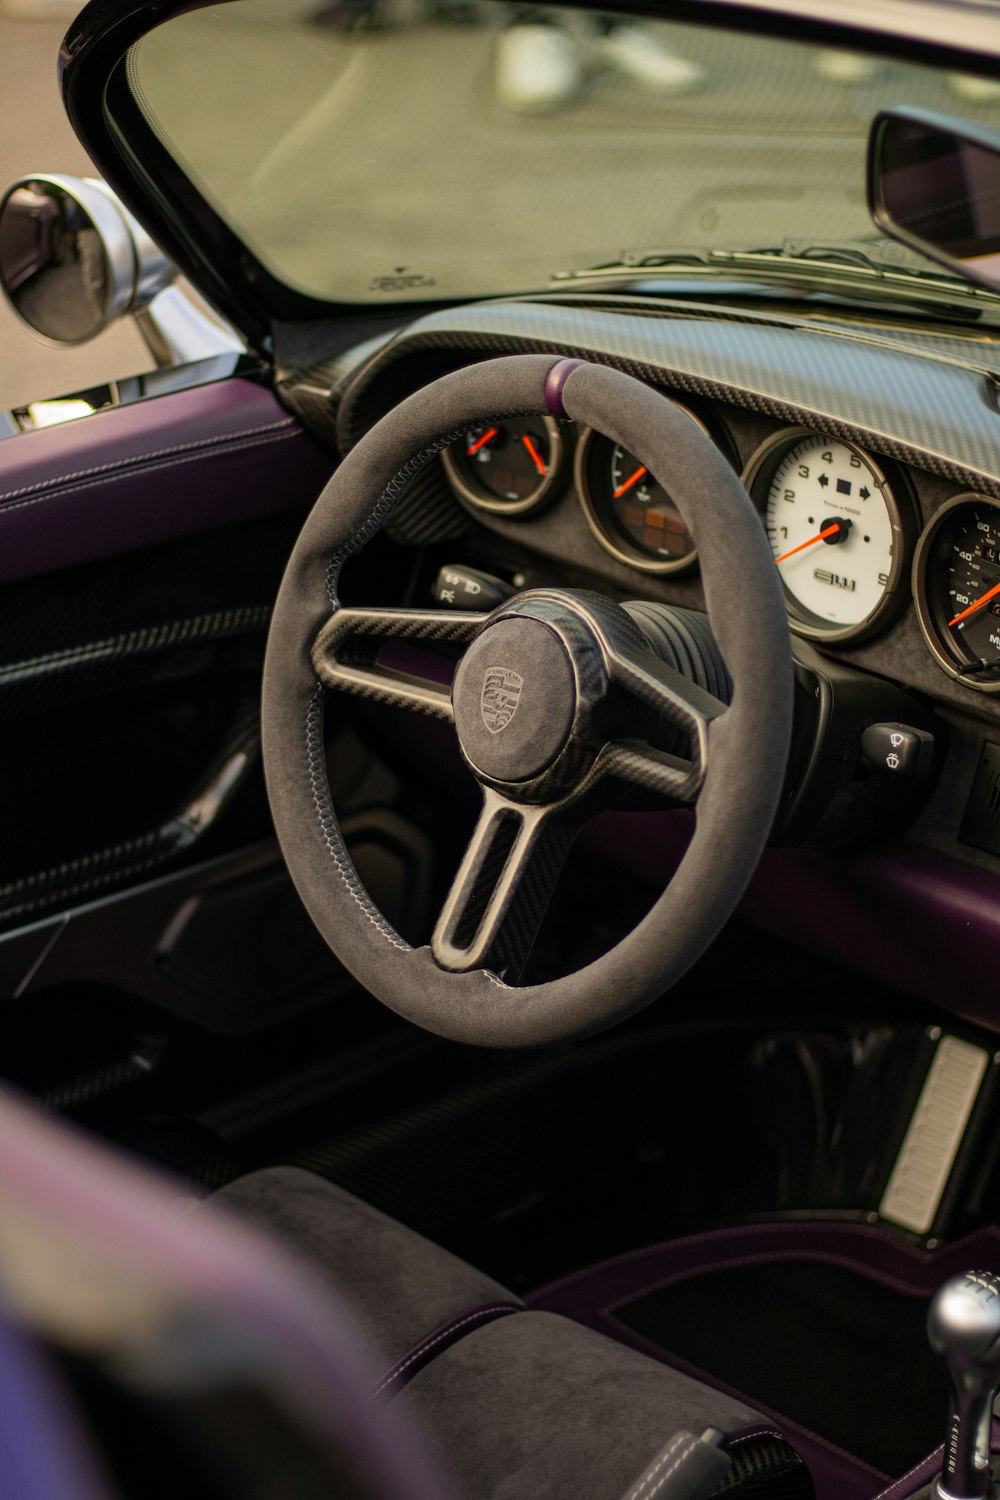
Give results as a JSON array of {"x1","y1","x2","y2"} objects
[
  {"x1": 743, "y1": 430, "x2": 915, "y2": 642},
  {"x1": 915, "y1": 494, "x2": 1000, "y2": 691}
]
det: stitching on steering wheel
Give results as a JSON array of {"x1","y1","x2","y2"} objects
[
  {"x1": 306, "y1": 403, "x2": 589, "y2": 991},
  {"x1": 304, "y1": 688, "x2": 410, "y2": 951},
  {"x1": 324, "y1": 414, "x2": 543, "y2": 602},
  {"x1": 305, "y1": 688, "x2": 509, "y2": 987}
]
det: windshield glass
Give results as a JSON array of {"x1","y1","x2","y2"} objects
[{"x1": 127, "y1": 0, "x2": 1000, "y2": 306}]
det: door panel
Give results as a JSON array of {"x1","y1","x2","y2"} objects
[{"x1": 0, "y1": 376, "x2": 331, "y2": 583}]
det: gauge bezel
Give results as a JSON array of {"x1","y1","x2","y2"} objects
[
  {"x1": 574, "y1": 404, "x2": 707, "y2": 576},
  {"x1": 741, "y1": 426, "x2": 917, "y2": 644},
  {"x1": 441, "y1": 414, "x2": 564, "y2": 516},
  {"x1": 913, "y1": 492, "x2": 1000, "y2": 693}
]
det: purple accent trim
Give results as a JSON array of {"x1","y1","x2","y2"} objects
[
  {"x1": 377, "y1": 640, "x2": 456, "y2": 687},
  {"x1": 0, "y1": 379, "x2": 331, "y2": 585},
  {"x1": 724, "y1": 1421, "x2": 875, "y2": 1498},
  {"x1": 582, "y1": 807, "x2": 1000, "y2": 1026},
  {"x1": 601, "y1": 1312, "x2": 886, "y2": 1500},
  {"x1": 0, "y1": 1307, "x2": 116, "y2": 1500},
  {"x1": 737, "y1": 837, "x2": 1000, "y2": 1033},
  {"x1": 872, "y1": 1445, "x2": 944, "y2": 1500},
  {"x1": 544, "y1": 358, "x2": 587, "y2": 419},
  {"x1": 529, "y1": 1220, "x2": 1000, "y2": 1500},
  {"x1": 873, "y1": 1421, "x2": 1000, "y2": 1500},
  {"x1": 368, "y1": 1302, "x2": 521, "y2": 1403}
]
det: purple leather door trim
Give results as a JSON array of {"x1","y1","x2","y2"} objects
[{"x1": 0, "y1": 379, "x2": 332, "y2": 584}]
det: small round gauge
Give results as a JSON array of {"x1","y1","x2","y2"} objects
[
  {"x1": 743, "y1": 429, "x2": 915, "y2": 642},
  {"x1": 914, "y1": 494, "x2": 1000, "y2": 691},
  {"x1": 442, "y1": 416, "x2": 563, "y2": 515},
  {"x1": 575, "y1": 408, "x2": 707, "y2": 574}
]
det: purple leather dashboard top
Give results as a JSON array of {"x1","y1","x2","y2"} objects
[{"x1": 0, "y1": 378, "x2": 332, "y2": 584}]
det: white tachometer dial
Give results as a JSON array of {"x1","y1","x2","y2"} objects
[{"x1": 745, "y1": 432, "x2": 912, "y2": 642}]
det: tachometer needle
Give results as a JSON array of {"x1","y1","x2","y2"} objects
[
  {"x1": 614, "y1": 465, "x2": 648, "y2": 499},
  {"x1": 948, "y1": 579, "x2": 1000, "y2": 628},
  {"x1": 521, "y1": 434, "x2": 547, "y2": 477},
  {"x1": 773, "y1": 521, "x2": 845, "y2": 565},
  {"x1": 466, "y1": 427, "x2": 498, "y2": 456}
]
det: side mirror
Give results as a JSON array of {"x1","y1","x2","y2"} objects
[
  {"x1": 0, "y1": 174, "x2": 173, "y2": 346},
  {"x1": 868, "y1": 107, "x2": 1000, "y2": 293}
]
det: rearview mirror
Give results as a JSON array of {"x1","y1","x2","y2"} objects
[{"x1": 869, "y1": 107, "x2": 1000, "y2": 293}]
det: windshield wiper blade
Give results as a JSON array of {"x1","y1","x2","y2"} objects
[{"x1": 552, "y1": 240, "x2": 1000, "y2": 314}]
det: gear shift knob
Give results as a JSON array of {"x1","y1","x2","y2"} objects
[{"x1": 928, "y1": 1271, "x2": 1000, "y2": 1500}]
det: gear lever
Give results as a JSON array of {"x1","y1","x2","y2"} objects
[{"x1": 928, "y1": 1271, "x2": 1000, "y2": 1500}]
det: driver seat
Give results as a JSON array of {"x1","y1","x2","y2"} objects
[
  {"x1": 215, "y1": 1166, "x2": 811, "y2": 1499},
  {"x1": 0, "y1": 1090, "x2": 812, "y2": 1500}
]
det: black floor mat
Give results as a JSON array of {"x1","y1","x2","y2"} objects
[{"x1": 616, "y1": 1258, "x2": 948, "y2": 1477}]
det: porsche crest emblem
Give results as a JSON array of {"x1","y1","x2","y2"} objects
[{"x1": 480, "y1": 666, "x2": 523, "y2": 734}]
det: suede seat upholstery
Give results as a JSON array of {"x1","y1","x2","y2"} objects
[
  {"x1": 216, "y1": 1167, "x2": 796, "y2": 1499},
  {"x1": 215, "y1": 1165, "x2": 519, "y2": 1372}
]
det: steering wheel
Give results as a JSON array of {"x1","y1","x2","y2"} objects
[{"x1": 262, "y1": 355, "x2": 793, "y2": 1047}]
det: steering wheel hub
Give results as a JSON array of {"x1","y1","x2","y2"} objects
[
  {"x1": 451, "y1": 592, "x2": 615, "y2": 788},
  {"x1": 453, "y1": 614, "x2": 576, "y2": 782}
]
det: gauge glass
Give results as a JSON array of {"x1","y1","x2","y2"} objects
[
  {"x1": 606, "y1": 444, "x2": 694, "y2": 563},
  {"x1": 575, "y1": 409, "x2": 706, "y2": 575},
  {"x1": 915, "y1": 495, "x2": 1000, "y2": 689},
  {"x1": 748, "y1": 432, "x2": 908, "y2": 640},
  {"x1": 442, "y1": 416, "x2": 562, "y2": 515}
]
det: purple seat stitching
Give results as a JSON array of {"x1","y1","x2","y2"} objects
[{"x1": 368, "y1": 1302, "x2": 521, "y2": 1402}]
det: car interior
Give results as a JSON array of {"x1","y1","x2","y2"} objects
[{"x1": 6, "y1": 1, "x2": 1000, "y2": 1497}]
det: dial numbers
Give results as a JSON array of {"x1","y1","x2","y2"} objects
[
  {"x1": 745, "y1": 430, "x2": 912, "y2": 642},
  {"x1": 915, "y1": 495, "x2": 1000, "y2": 690}
]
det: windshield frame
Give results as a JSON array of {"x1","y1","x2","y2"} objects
[{"x1": 60, "y1": 0, "x2": 1000, "y2": 354}]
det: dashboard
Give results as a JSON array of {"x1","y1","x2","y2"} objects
[
  {"x1": 435, "y1": 401, "x2": 1000, "y2": 691},
  {"x1": 287, "y1": 291, "x2": 1000, "y2": 883}
]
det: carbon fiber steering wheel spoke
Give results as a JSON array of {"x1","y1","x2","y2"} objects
[
  {"x1": 312, "y1": 605, "x2": 484, "y2": 720},
  {"x1": 431, "y1": 788, "x2": 572, "y2": 977},
  {"x1": 603, "y1": 650, "x2": 728, "y2": 803},
  {"x1": 597, "y1": 740, "x2": 703, "y2": 803}
]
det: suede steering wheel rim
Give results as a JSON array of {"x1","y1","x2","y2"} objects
[{"x1": 262, "y1": 355, "x2": 793, "y2": 1047}]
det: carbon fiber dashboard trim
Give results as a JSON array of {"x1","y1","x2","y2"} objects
[{"x1": 335, "y1": 300, "x2": 1000, "y2": 496}]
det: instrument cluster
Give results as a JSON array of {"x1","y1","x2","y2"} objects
[{"x1": 438, "y1": 398, "x2": 1000, "y2": 695}]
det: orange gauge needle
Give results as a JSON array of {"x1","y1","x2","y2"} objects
[
  {"x1": 521, "y1": 434, "x2": 547, "y2": 477},
  {"x1": 948, "y1": 578, "x2": 1000, "y2": 628},
  {"x1": 466, "y1": 427, "x2": 498, "y2": 456},
  {"x1": 773, "y1": 521, "x2": 844, "y2": 566},
  {"x1": 614, "y1": 465, "x2": 648, "y2": 499}
]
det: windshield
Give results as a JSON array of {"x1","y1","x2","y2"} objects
[{"x1": 127, "y1": 0, "x2": 1000, "y2": 307}]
